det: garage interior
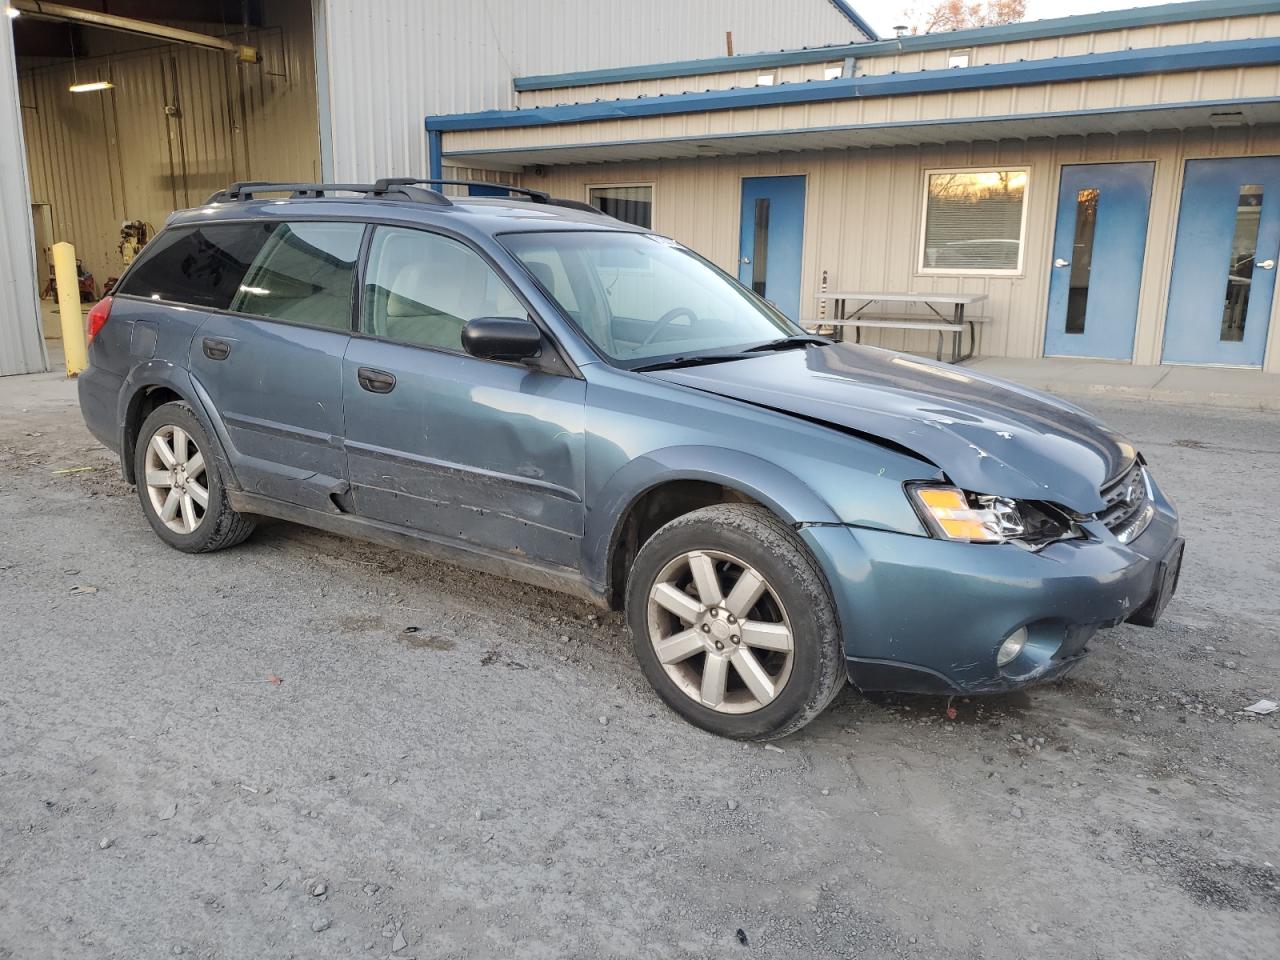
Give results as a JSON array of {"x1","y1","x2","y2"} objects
[{"x1": 11, "y1": 0, "x2": 321, "y2": 354}]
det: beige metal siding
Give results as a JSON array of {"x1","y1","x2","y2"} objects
[
  {"x1": 444, "y1": 65, "x2": 1280, "y2": 156},
  {"x1": 858, "y1": 12, "x2": 1280, "y2": 75},
  {"x1": 534, "y1": 127, "x2": 1280, "y2": 373},
  {"x1": 0, "y1": 16, "x2": 45, "y2": 376},
  {"x1": 318, "y1": 0, "x2": 868, "y2": 182},
  {"x1": 515, "y1": 13, "x2": 1280, "y2": 109},
  {"x1": 17, "y1": 0, "x2": 319, "y2": 296}
]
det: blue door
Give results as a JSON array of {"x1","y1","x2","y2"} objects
[
  {"x1": 738, "y1": 176, "x2": 805, "y2": 321},
  {"x1": 1044, "y1": 162, "x2": 1154, "y2": 360},
  {"x1": 1162, "y1": 157, "x2": 1280, "y2": 366}
]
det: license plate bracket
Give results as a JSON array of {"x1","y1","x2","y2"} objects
[{"x1": 1127, "y1": 538, "x2": 1185, "y2": 628}]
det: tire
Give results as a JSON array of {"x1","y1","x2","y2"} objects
[
  {"x1": 625, "y1": 503, "x2": 845, "y2": 740},
  {"x1": 133, "y1": 401, "x2": 256, "y2": 553}
]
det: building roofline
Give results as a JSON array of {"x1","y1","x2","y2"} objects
[
  {"x1": 433, "y1": 36, "x2": 1280, "y2": 133},
  {"x1": 827, "y1": 0, "x2": 879, "y2": 41},
  {"x1": 512, "y1": 0, "x2": 1278, "y2": 92},
  {"x1": 439, "y1": 97, "x2": 1280, "y2": 165}
]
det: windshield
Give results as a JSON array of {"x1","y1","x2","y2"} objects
[{"x1": 500, "y1": 231, "x2": 800, "y2": 366}]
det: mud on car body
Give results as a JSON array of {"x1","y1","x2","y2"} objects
[{"x1": 78, "y1": 178, "x2": 1184, "y2": 739}]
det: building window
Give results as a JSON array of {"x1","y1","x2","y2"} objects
[
  {"x1": 824, "y1": 65, "x2": 843, "y2": 80},
  {"x1": 756, "y1": 72, "x2": 775, "y2": 86},
  {"x1": 587, "y1": 184, "x2": 654, "y2": 229},
  {"x1": 948, "y1": 50, "x2": 971, "y2": 68},
  {"x1": 920, "y1": 168, "x2": 1028, "y2": 274}
]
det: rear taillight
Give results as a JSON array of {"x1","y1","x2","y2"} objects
[{"x1": 86, "y1": 296, "x2": 113, "y2": 344}]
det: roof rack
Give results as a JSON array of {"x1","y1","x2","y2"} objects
[
  {"x1": 372, "y1": 177, "x2": 609, "y2": 216},
  {"x1": 203, "y1": 178, "x2": 615, "y2": 219},
  {"x1": 204, "y1": 180, "x2": 453, "y2": 206}
]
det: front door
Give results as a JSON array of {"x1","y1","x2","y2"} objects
[
  {"x1": 342, "y1": 224, "x2": 586, "y2": 568},
  {"x1": 1162, "y1": 156, "x2": 1280, "y2": 366},
  {"x1": 1044, "y1": 162, "x2": 1154, "y2": 360},
  {"x1": 738, "y1": 176, "x2": 805, "y2": 321}
]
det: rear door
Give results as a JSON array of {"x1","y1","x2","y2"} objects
[
  {"x1": 342, "y1": 224, "x2": 586, "y2": 568},
  {"x1": 177, "y1": 220, "x2": 365, "y2": 507}
]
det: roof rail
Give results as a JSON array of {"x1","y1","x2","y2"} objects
[
  {"x1": 373, "y1": 177, "x2": 552, "y2": 202},
  {"x1": 204, "y1": 180, "x2": 453, "y2": 206}
]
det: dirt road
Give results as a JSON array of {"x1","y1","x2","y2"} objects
[{"x1": 1, "y1": 371, "x2": 1277, "y2": 959}]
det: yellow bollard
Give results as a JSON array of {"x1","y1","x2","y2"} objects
[{"x1": 52, "y1": 241, "x2": 88, "y2": 377}]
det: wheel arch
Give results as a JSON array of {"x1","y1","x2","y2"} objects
[
  {"x1": 587, "y1": 447, "x2": 843, "y2": 609},
  {"x1": 118, "y1": 363, "x2": 236, "y2": 489}
]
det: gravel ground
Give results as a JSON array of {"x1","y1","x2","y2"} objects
[{"x1": 0, "y1": 372, "x2": 1277, "y2": 959}]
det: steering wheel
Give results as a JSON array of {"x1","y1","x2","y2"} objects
[{"x1": 641, "y1": 307, "x2": 698, "y2": 347}]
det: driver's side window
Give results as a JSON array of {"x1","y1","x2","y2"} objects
[{"x1": 363, "y1": 226, "x2": 523, "y2": 352}]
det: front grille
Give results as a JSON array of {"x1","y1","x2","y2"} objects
[{"x1": 1098, "y1": 460, "x2": 1153, "y2": 543}]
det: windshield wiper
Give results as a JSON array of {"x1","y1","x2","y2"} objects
[
  {"x1": 632, "y1": 353, "x2": 752, "y2": 373},
  {"x1": 744, "y1": 335, "x2": 831, "y2": 352}
]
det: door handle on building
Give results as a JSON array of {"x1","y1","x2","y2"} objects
[
  {"x1": 1258, "y1": 259, "x2": 1276, "y2": 270},
  {"x1": 740, "y1": 256, "x2": 751, "y2": 264},
  {"x1": 1053, "y1": 258, "x2": 1071, "y2": 268}
]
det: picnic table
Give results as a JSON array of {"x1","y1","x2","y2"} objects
[{"x1": 806, "y1": 291, "x2": 989, "y2": 362}]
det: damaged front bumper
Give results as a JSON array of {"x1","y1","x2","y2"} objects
[{"x1": 797, "y1": 475, "x2": 1182, "y2": 695}]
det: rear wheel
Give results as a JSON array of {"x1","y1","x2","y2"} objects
[
  {"x1": 625, "y1": 504, "x2": 845, "y2": 740},
  {"x1": 134, "y1": 401, "x2": 255, "y2": 553}
]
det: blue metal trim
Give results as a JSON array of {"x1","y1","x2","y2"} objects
[
  {"x1": 438, "y1": 97, "x2": 1280, "y2": 161},
  {"x1": 427, "y1": 128, "x2": 443, "y2": 180},
  {"x1": 512, "y1": 0, "x2": 1277, "y2": 91},
  {"x1": 827, "y1": 0, "x2": 879, "y2": 40},
  {"x1": 432, "y1": 37, "x2": 1280, "y2": 132}
]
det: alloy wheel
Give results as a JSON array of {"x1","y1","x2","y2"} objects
[
  {"x1": 143, "y1": 424, "x2": 209, "y2": 534},
  {"x1": 646, "y1": 549, "x2": 795, "y2": 715}
]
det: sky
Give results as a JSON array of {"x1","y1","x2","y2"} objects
[{"x1": 866, "y1": 0, "x2": 1175, "y2": 35}]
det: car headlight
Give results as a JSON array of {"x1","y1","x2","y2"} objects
[
  {"x1": 908, "y1": 484, "x2": 1026, "y2": 542},
  {"x1": 907, "y1": 484, "x2": 1079, "y2": 546}
]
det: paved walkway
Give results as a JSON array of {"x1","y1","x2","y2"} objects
[{"x1": 966, "y1": 356, "x2": 1280, "y2": 411}]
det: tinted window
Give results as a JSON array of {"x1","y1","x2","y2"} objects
[
  {"x1": 118, "y1": 222, "x2": 271, "y2": 309},
  {"x1": 362, "y1": 226, "x2": 524, "y2": 352},
  {"x1": 229, "y1": 222, "x2": 364, "y2": 330}
]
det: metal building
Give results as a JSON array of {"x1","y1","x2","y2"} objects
[
  {"x1": 433, "y1": 0, "x2": 1280, "y2": 372},
  {"x1": 0, "y1": 0, "x2": 873, "y2": 377}
]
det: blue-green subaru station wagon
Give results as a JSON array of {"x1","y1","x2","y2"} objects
[{"x1": 78, "y1": 178, "x2": 1183, "y2": 739}]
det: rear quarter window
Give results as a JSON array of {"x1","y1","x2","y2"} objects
[{"x1": 118, "y1": 222, "x2": 272, "y2": 309}]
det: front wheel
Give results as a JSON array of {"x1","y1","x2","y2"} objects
[{"x1": 625, "y1": 504, "x2": 845, "y2": 740}]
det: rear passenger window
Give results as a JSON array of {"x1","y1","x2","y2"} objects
[
  {"x1": 362, "y1": 226, "x2": 524, "y2": 352},
  {"x1": 229, "y1": 222, "x2": 364, "y2": 330},
  {"x1": 118, "y1": 222, "x2": 270, "y2": 309}
]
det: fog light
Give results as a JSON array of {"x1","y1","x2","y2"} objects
[{"x1": 997, "y1": 627, "x2": 1028, "y2": 667}]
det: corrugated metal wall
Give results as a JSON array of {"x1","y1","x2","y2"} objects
[
  {"x1": 533, "y1": 126, "x2": 1280, "y2": 372},
  {"x1": 318, "y1": 0, "x2": 868, "y2": 182},
  {"x1": 0, "y1": 16, "x2": 45, "y2": 376},
  {"x1": 18, "y1": 0, "x2": 319, "y2": 295}
]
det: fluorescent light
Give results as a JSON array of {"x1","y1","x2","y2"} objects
[{"x1": 69, "y1": 81, "x2": 114, "y2": 93}]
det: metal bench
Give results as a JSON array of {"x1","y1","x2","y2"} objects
[
  {"x1": 806, "y1": 315, "x2": 990, "y2": 362},
  {"x1": 813, "y1": 291, "x2": 991, "y2": 362}
]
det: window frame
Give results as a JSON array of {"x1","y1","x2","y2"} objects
[
  {"x1": 112, "y1": 218, "x2": 370, "y2": 334},
  {"x1": 584, "y1": 181, "x2": 656, "y2": 230},
  {"x1": 352, "y1": 221, "x2": 579, "y2": 376},
  {"x1": 917, "y1": 165, "x2": 1031, "y2": 277}
]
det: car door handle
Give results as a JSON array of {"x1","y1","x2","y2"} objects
[
  {"x1": 202, "y1": 337, "x2": 231, "y2": 361},
  {"x1": 357, "y1": 367, "x2": 396, "y2": 394}
]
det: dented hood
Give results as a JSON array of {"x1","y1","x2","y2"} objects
[{"x1": 649, "y1": 344, "x2": 1134, "y2": 513}]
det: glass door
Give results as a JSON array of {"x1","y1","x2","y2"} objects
[
  {"x1": 1162, "y1": 157, "x2": 1280, "y2": 366},
  {"x1": 1044, "y1": 162, "x2": 1154, "y2": 360}
]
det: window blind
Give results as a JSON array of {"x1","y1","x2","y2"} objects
[{"x1": 922, "y1": 171, "x2": 1026, "y2": 271}]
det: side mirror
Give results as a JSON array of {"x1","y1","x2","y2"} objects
[{"x1": 461, "y1": 316, "x2": 543, "y2": 362}]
